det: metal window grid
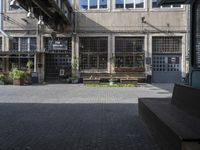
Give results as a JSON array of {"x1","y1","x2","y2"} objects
[
  {"x1": 115, "y1": 37, "x2": 145, "y2": 68},
  {"x1": 152, "y1": 37, "x2": 182, "y2": 53},
  {"x1": 79, "y1": 37, "x2": 108, "y2": 70}
]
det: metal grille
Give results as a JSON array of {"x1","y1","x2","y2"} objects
[
  {"x1": 0, "y1": 58, "x2": 2, "y2": 72},
  {"x1": 20, "y1": 38, "x2": 28, "y2": 52},
  {"x1": 30, "y1": 38, "x2": 37, "y2": 51},
  {"x1": 0, "y1": 38, "x2": 2, "y2": 51},
  {"x1": 11, "y1": 38, "x2": 19, "y2": 52},
  {"x1": 9, "y1": 58, "x2": 34, "y2": 71},
  {"x1": 152, "y1": 37, "x2": 182, "y2": 53},
  {"x1": 115, "y1": 37, "x2": 144, "y2": 69},
  {"x1": 153, "y1": 55, "x2": 181, "y2": 72},
  {"x1": 194, "y1": 0, "x2": 200, "y2": 67},
  {"x1": 79, "y1": 37, "x2": 108, "y2": 70}
]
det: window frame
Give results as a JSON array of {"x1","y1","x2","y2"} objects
[
  {"x1": 10, "y1": 37, "x2": 37, "y2": 52},
  {"x1": 114, "y1": 36, "x2": 145, "y2": 70},
  {"x1": 192, "y1": 0, "x2": 200, "y2": 68},
  {"x1": 151, "y1": 0, "x2": 184, "y2": 10},
  {"x1": 79, "y1": 37, "x2": 108, "y2": 71},
  {"x1": 114, "y1": 0, "x2": 145, "y2": 10},
  {"x1": 79, "y1": 0, "x2": 109, "y2": 11}
]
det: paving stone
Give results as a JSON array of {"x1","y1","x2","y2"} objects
[{"x1": 0, "y1": 83, "x2": 173, "y2": 150}]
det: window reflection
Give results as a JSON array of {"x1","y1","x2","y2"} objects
[
  {"x1": 80, "y1": 0, "x2": 88, "y2": 10},
  {"x1": 116, "y1": 0, "x2": 124, "y2": 8},
  {"x1": 100, "y1": 0, "x2": 107, "y2": 8},
  {"x1": 126, "y1": 0, "x2": 134, "y2": 9},
  {"x1": 90, "y1": 0, "x2": 98, "y2": 9}
]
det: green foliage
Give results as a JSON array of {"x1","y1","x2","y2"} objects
[
  {"x1": 9, "y1": 68, "x2": 26, "y2": 80},
  {"x1": 26, "y1": 60, "x2": 33, "y2": 74},
  {"x1": 85, "y1": 83, "x2": 136, "y2": 87},
  {"x1": 0, "y1": 73, "x2": 5, "y2": 81}
]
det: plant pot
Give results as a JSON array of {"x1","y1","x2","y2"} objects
[
  {"x1": 26, "y1": 75, "x2": 32, "y2": 85},
  {"x1": 13, "y1": 79, "x2": 24, "y2": 86},
  {"x1": 72, "y1": 79, "x2": 79, "y2": 84}
]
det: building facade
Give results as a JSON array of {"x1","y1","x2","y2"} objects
[{"x1": 0, "y1": 0, "x2": 190, "y2": 83}]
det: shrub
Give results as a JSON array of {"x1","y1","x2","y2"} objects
[
  {"x1": 9, "y1": 68, "x2": 26, "y2": 80},
  {"x1": 0, "y1": 73, "x2": 5, "y2": 81}
]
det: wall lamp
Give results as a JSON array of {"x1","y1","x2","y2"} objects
[
  {"x1": 27, "y1": 8, "x2": 34, "y2": 19},
  {"x1": 9, "y1": 0, "x2": 20, "y2": 9},
  {"x1": 37, "y1": 15, "x2": 44, "y2": 25}
]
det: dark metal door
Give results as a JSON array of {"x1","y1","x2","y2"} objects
[
  {"x1": 152, "y1": 54, "x2": 182, "y2": 83},
  {"x1": 45, "y1": 54, "x2": 71, "y2": 81}
]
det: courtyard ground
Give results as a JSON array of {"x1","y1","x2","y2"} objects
[{"x1": 0, "y1": 83, "x2": 173, "y2": 150}]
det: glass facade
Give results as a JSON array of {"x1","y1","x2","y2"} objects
[
  {"x1": 193, "y1": 0, "x2": 200, "y2": 67},
  {"x1": 80, "y1": 0, "x2": 107, "y2": 10},
  {"x1": 10, "y1": 37, "x2": 37, "y2": 52},
  {"x1": 79, "y1": 37, "x2": 108, "y2": 70},
  {"x1": 116, "y1": 0, "x2": 144, "y2": 9},
  {"x1": 80, "y1": 0, "x2": 88, "y2": 10},
  {"x1": 115, "y1": 37, "x2": 145, "y2": 72},
  {"x1": 152, "y1": 37, "x2": 182, "y2": 53},
  {"x1": 152, "y1": 0, "x2": 181, "y2": 8},
  {"x1": 90, "y1": 0, "x2": 98, "y2": 9}
]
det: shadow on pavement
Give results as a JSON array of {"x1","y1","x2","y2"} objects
[{"x1": 0, "y1": 103, "x2": 160, "y2": 150}]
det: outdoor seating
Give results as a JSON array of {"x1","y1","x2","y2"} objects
[{"x1": 139, "y1": 84, "x2": 200, "y2": 150}]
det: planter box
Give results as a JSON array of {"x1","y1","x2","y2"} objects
[
  {"x1": 115, "y1": 67, "x2": 145, "y2": 72},
  {"x1": 13, "y1": 79, "x2": 24, "y2": 86}
]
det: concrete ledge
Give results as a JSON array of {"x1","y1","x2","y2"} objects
[{"x1": 139, "y1": 98, "x2": 200, "y2": 150}]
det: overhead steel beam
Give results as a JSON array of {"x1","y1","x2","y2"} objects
[
  {"x1": 16, "y1": 0, "x2": 73, "y2": 32},
  {"x1": 32, "y1": 0, "x2": 52, "y2": 18}
]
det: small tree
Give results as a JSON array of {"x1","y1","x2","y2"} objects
[{"x1": 26, "y1": 60, "x2": 33, "y2": 74}]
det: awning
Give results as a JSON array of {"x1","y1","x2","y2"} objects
[
  {"x1": 158, "y1": 0, "x2": 191, "y2": 5},
  {"x1": 17, "y1": 0, "x2": 73, "y2": 33}
]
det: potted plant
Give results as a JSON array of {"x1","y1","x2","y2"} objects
[
  {"x1": 9, "y1": 68, "x2": 26, "y2": 85},
  {"x1": 26, "y1": 60, "x2": 33, "y2": 84},
  {"x1": 0, "y1": 73, "x2": 5, "y2": 85}
]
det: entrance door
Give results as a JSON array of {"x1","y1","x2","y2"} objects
[
  {"x1": 45, "y1": 54, "x2": 71, "y2": 81},
  {"x1": 152, "y1": 36, "x2": 182, "y2": 83},
  {"x1": 152, "y1": 54, "x2": 182, "y2": 83}
]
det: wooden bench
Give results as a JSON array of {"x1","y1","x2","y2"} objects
[
  {"x1": 120, "y1": 78, "x2": 138, "y2": 84},
  {"x1": 139, "y1": 84, "x2": 200, "y2": 150}
]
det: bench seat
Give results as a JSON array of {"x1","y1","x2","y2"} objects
[{"x1": 139, "y1": 84, "x2": 200, "y2": 150}]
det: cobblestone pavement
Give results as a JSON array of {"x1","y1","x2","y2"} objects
[
  {"x1": 0, "y1": 83, "x2": 173, "y2": 103},
  {"x1": 0, "y1": 83, "x2": 173, "y2": 150}
]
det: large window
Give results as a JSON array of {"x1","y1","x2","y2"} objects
[
  {"x1": 79, "y1": 37, "x2": 108, "y2": 70},
  {"x1": 80, "y1": 0, "x2": 108, "y2": 10},
  {"x1": 152, "y1": 37, "x2": 182, "y2": 53},
  {"x1": 10, "y1": 37, "x2": 37, "y2": 52},
  {"x1": 193, "y1": 0, "x2": 200, "y2": 67},
  {"x1": 115, "y1": 37, "x2": 144, "y2": 72},
  {"x1": 152, "y1": 0, "x2": 181, "y2": 8},
  {"x1": 116, "y1": 0, "x2": 144, "y2": 9}
]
